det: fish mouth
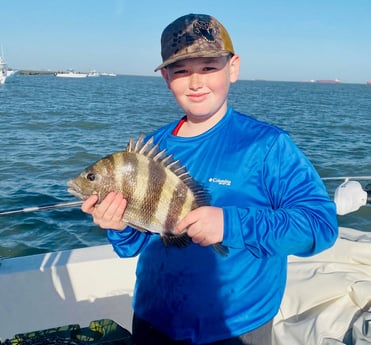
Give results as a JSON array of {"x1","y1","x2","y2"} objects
[{"x1": 67, "y1": 180, "x2": 89, "y2": 201}]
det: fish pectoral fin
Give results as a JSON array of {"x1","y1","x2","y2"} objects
[{"x1": 161, "y1": 233, "x2": 191, "y2": 248}]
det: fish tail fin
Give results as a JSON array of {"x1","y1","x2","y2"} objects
[{"x1": 212, "y1": 243, "x2": 229, "y2": 257}]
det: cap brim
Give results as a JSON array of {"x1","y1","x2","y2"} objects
[{"x1": 154, "y1": 50, "x2": 231, "y2": 72}]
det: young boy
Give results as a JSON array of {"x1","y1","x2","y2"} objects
[{"x1": 82, "y1": 13, "x2": 338, "y2": 345}]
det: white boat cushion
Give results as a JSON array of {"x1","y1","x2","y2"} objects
[{"x1": 273, "y1": 227, "x2": 371, "y2": 345}]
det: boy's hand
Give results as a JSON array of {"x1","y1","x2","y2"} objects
[
  {"x1": 175, "y1": 206, "x2": 224, "y2": 246},
  {"x1": 81, "y1": 192, "x2": 127, "y2": 230}
]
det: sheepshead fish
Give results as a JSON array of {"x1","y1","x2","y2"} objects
[{"x1": 67, "y1": 135, "x2": 228, "y2": 256}]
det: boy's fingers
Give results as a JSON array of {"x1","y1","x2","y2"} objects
[{"x1": 81, "y1": 194, "x2": 99, "y2": 213}]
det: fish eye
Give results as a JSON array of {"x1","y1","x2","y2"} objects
[{"x1": 86, "y1": 173, "x2": 96, "y2": 181}]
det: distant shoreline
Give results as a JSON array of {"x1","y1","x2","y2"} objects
[{"x1": 18, "y1": 70, "x2": 56, "y2": 75}]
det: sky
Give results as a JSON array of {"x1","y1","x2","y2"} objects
[{"x1": 0, "y1": 0, "x2": 370, "y2": 83}]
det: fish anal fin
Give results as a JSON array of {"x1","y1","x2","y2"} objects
[{"x1": 161, "y1": 233, "x2": 191, "y2": 248}]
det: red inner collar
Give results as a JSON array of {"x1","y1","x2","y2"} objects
[{"x1": 172, "y1": 116, "x2": 187, "y2": 136}]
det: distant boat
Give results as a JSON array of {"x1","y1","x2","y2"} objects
[
  {"x1": 367, "y1": 81, "x2": 371, "y2": 85},
  {"x1": 101, "y1": 72, "x2": 117, "y2": 77},
  {"x1": 55, "y1": 70, "x2": 88, "y2": 78},
  {"x1": 0, "y1": 55, "x2": 8, "y2": 84},
  {"x1": 315, "y1": 79, "x2": 341, "y2": 84},
  {"x1": 87, "y1": 70, "x2": 100, "y2": 77}
]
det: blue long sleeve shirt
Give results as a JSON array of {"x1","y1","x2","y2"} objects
[{"x1": 107, "y1": 108, "x2": 338, "y2": 344}]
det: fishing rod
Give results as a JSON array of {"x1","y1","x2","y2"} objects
[
  {"x1": 322, "y1": 176, "x2": 371, "y2": 181},
  {"x1": 0, "y1": 201, "x2": 83, "y2": 217}
]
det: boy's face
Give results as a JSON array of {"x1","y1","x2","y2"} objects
[{"x1": 161, "y1": 55, "x2": 240, "y2": 122}]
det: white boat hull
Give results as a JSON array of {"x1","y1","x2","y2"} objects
[
  {"x1": 55, "y1": 72, "x2": 88, "y2": 78},
  {"x1": 1, "y1": 56, "x2": 9, "y2": 84},
  {"x1": 6, "y1": 70, "x2": 16, "y2": 77},
  {"x1": 0, "y1": 244, "x2": 137, "y2": 340}
]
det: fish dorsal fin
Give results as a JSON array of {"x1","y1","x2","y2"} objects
[
  {"x1": 126, "y1": 136, "x2": 210, "y2": 207},
  {"x1": 126, "y1": 136, "x2": 135, "y2": 152},
  {"x1": 127, "y1": 135, "x2": 157, "y2": 156}
]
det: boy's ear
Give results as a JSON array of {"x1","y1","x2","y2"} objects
[
  {"x1": 161, "y1": 68, "x2": 171, "y2": 89},
  {"x1": 229, "y1": 54, "x2": 240, "y2": 83}
]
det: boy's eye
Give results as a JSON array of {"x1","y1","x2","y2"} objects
[
  {"x1": 173, "y1": 66, "x2": 216, "y2": 75},
  {"x1": 173, "y1": 69, "x2": 187, "y2": 74},
  {"x1": 203, "y1": 66, "x2": 217, "y2": 71}
]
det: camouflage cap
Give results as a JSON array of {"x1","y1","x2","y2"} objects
[{"x1": 154, "y1": 13, "x2": 234, "y2": 71}]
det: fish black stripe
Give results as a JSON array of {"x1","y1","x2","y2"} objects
[
  {"x1": 105, "y1": 154, "x2": 116, "y2": 172},
  {"x1": 165, "y1": 181, "x2": 188, "y2": 232},
  {"x1": 117, "y1": 152, "x2": 137, "y2": 202},
  {"x1": 106, "y1": 154, "x2": 118, "y2": 187},
  {"x1": 141, "y1": 158, "x2": 167, "y2": 226}
]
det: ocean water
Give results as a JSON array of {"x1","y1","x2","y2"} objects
[{"x1": 0, "y1": 74, "x2": 370, "y2": 259}]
